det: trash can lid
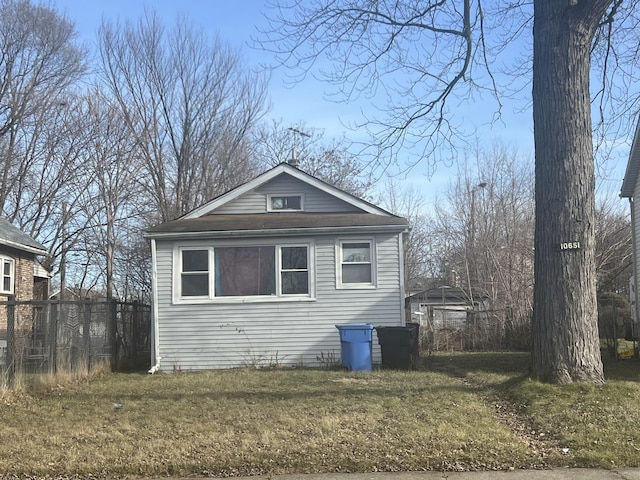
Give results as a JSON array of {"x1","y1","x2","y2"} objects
[
  {"x1": 375, "y1": 325, "x2": 417, "y2": 331},
  {"x1": 335, "y1": 323, "x2": 374, "y2": 330}
]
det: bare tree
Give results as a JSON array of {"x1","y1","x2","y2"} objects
[
  {"x1": 0, "y1": 0, "x2": 91, "y2": 300},
  {"x1": 432, "y1": 145, "x2": 535, "y2": 349},
  {"x1": 1, "y1": 93, "x2": 96, "y2": 284},
  {"x1": 260, "y1": 0, "x2": 631, "y2": 382},
  {"x1": 0, "y1": 0, "x2": 86, "y2": 218},
  {"x1": 529, "y1": 1, "x2": 614, "y2": 383},
  {"x1": 70, "y1": 91, "x2": 146, "y2": 301},
  {"x1": 380, "y1": 180, "x2": 438, "y2": 294},
  {"x1": 0, "y1": 0, "x2": 85, "y2": 143},
  {"x1": 98, "y1": 11, "x2": 269, "y2": 221},
  {"x1": 258, "y1": 0, "x2": 507, "y2": 171},
  {"x1": 595, "y1": 198, "x2": 632, "y2": 295}
]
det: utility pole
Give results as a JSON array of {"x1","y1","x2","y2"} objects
[
  {"x1": 467, "y1": 182, "x2": 487, "y2": 304},
  {"x1": 60, "y1": 202, "x2": 67, "y2": 301}
]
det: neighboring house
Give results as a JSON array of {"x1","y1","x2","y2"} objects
[
  {"x1": 0, "y1": 217, "x2": 49, "y2": 359},
  {"x1": 405, "y1": 286, "x2": 490, "y2": 350},
  {"x1": 0, "y1": 217, "x2": 49, "y2": 303},
  {"x1": 145, "y1": 162, "x2": 409, "y2": 371},
  {"x1": 620, "y1": 118, "x2": 640, "y2": 334},
  {"x1": 49, "y1": 286, "x2": 109, "y2": 301}
]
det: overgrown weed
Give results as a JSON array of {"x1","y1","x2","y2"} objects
[{"x1": 0, "y1": 359, "x2": 111, "y2": 399}]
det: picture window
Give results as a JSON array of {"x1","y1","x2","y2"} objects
[{"x1": 177, "y1": 244, "x2": 310, "y2": 300}]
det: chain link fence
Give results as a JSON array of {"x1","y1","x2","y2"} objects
[{"x1": 1, "y1": 299, "x2": 151, "y2": 383}]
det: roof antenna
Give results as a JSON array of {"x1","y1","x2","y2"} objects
[{"x1": 288, "y1": 127, "x2": 310, "y2": 168}]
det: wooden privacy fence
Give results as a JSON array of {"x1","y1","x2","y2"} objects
[{"x1": 0, "y1": 299, "x2": 151, "y2": 382}]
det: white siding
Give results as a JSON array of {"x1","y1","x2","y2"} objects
[
  {"x1": 154, "y1": 232, "x2": 404, "y2": 371},
  {"x1": 213, "y1": 175, "x2": 362, "y2": 214}
]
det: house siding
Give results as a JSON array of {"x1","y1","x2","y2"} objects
[
  {"x1": 632, "y1": 177, "x2": 640, "y2": 324},
  {"x1": 213, "y1": 175, "x2": 362, "y2": 214},
  {"x1": 154, "y1": 232, "x2": 403, "y2": 371}
]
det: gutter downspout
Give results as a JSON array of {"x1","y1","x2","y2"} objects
[{"x1": 148, "y1": 238, "x2": 161, "y2": 374}]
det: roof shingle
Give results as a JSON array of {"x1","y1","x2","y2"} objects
[
  {"x1": 147, "y1": 213, "x2": 408, "y2": 236},
  {"x1": 0, "y1": 217, "x2": 47, "y2": 254}
]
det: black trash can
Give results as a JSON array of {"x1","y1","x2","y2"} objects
[{"x1": 375, "y1": 324, "x2": 420, "y2": 370}]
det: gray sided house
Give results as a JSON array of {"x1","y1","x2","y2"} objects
[
  {"x1": 621, "y1": 118, "x2": 640, "y2": 331},
  {"x1": 145, "y1": 163, "x2": 409, "y2": 371}
]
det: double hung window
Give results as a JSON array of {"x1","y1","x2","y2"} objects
[
  {"x1": 181, "y1": 250, "x2": 209, "y2": 297},
  {"x1": 338, "y1": 240, "x2": 375, "y2": 288},
  {"x1": 280, "y1": 246, "x2": 308, "y2": 294}
]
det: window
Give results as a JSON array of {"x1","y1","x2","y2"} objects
[
  {"x1": 281, "y1": 246, "x2": 308, "y2": 294},
  {"x1": 268, "y1": 195, "x2": 303, "y2": 211},
  {"x1": 0, "y1": 256, "x2": 14, "y2": 294},
  {"x1": 177, "y1": 245, "x2": 310, "y2": 300},
  {"x1": 338, "y1": 240, "x2": 374, "y2": 287},
  {"x1": 215, "y1": 246, "x2": 275, "y2": 296},
  {"x1": 181, "y1": 249, "x2": 209, "y2": 297}
]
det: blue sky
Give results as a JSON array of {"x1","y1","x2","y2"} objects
[
  {"x1": 51, "y1": 0, "x2": 628, "y2": 209},
  {"x1": 55, "y1": 0, "x2": 363, "y2": 137}
]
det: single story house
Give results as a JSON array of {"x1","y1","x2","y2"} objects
[{"x1": 145, "y1": 162, "x2": 409, "y2": 371}]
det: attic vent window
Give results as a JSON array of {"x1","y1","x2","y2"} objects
[{"x1": 269, "y1": 195, "x2": 303, "y2": 211}]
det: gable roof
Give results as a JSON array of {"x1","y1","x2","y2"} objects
[
  {"x1": 0, "y1": 217, "x2": 48, "y2": 255},
  {"x1": 621, "y1": 116, "x2": 640, "y2": 198},
  {"x1": 182, "y1": 162, "x2": 394, "y2": 219},
  {"x1": 147, "y1": 163, "x2": 408, "y2": 239}
]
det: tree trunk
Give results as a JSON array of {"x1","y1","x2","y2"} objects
[{"x1": 531, "y1": 1, "x2": 610, "y2": 383}]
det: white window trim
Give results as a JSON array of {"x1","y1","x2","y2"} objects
[
  {"x1": 266, "y1": 193, "x2": 305, "y2": 212},
  {"x1": 0, "y1": 255, "x2": 15, "y2": 295},
  {"x1": 173, "y1": 241, "x2": 315, "y2": 304},
  {"x1": 336, "y1": 238, "x2": 377, "y2": 289},
  {"x1": 178, "y1": 247, "x2": 212, "y2": 300},
  {"x1": 278, "y1": 245, "x2": 311, "y2": 297}
]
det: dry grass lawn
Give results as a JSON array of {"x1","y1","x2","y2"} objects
[{"x1": 0, "y1": 352, "x2": 638, "y2": 478}]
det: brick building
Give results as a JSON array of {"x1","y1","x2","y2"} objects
[{"x1": 0, "y1": 217, "x2": 49, "y2": 349}]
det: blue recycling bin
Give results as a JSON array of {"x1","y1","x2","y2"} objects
[{"x1": 335, "y1": 323, "x2": 374, "y2": 371}]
